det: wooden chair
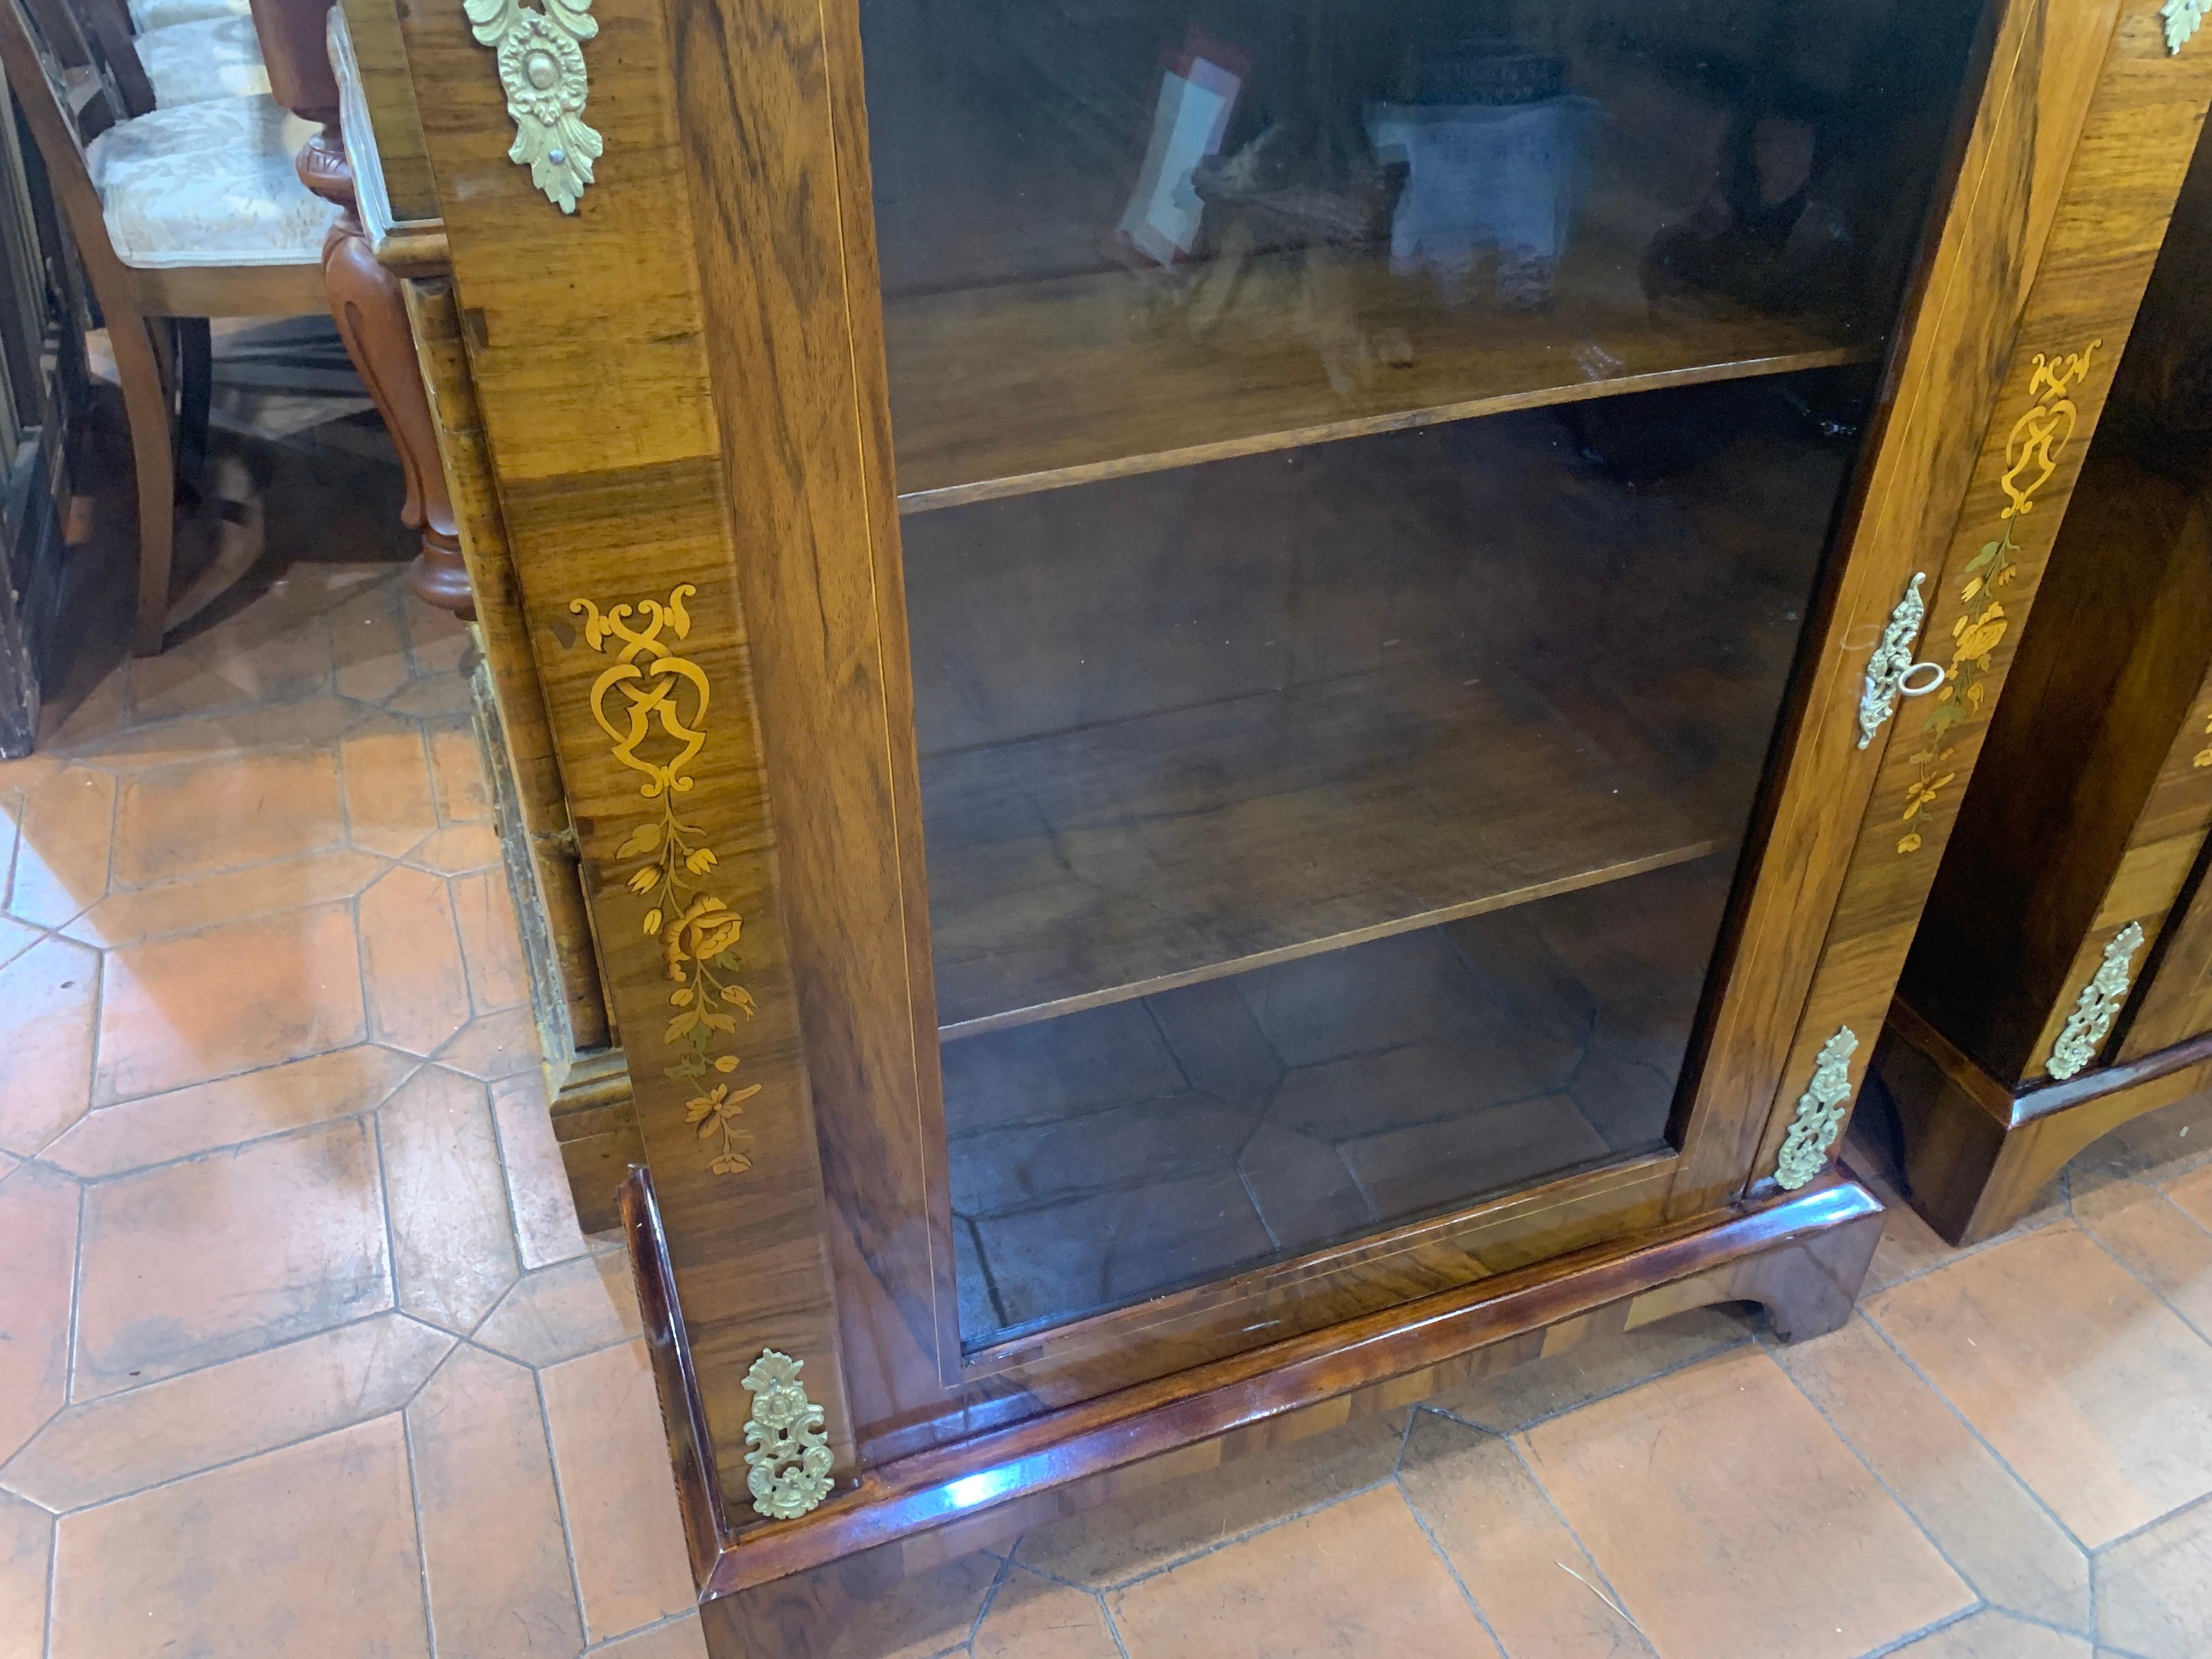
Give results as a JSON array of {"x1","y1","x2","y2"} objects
[{"x1": 0, "y1": 0, "x2": 333, "y2": 653}]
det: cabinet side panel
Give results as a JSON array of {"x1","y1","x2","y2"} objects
[
  {"x1": 395, "y1": 0, "x2": 858, "y2": 1521},
  {"x1": 1755, "y1": 0, "x2": 2212, "y2": 1184},
  {"x1": 1670, "y1": 0, "x2": 2125, "y2": 1214},
  {"x1": 403, "y1": 276, "x2": 612, "y2": 1056},
  {"x1": 649, "y1": 0, "x2": 964, "y2": 1464},
  {"x1": 1908, "y1": 456, "x2": 2212, "y2": 1081}
]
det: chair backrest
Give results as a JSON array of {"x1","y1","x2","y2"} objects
[
  {"x1": 0, "y1": 0, "x2": 140, "y2": 306},
  {"x1": 69, "y1": 0, "x2": 155, "y2": 119}
]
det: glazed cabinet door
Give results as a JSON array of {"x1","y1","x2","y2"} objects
[
  {"x1": 383, "y1": 0, "x2": 2118, "y2": 1491},
  {"x1": 788, "y1": 0, "x2": 2073, "y2": 1435}
]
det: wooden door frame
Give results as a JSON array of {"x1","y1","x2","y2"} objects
[
  {"x1": 669, "y1": 0, "x2": 2119, "y2": 1464},
  {"x1": 394, "y1": 0, "x2": 2127, "y2": 1537}
]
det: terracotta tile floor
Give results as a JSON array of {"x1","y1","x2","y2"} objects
[{"x1": 7, "y1": 562, "x2": 2212, "y2": 1658}]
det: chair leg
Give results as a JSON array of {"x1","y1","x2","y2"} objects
[
  {"x1": 110, "y1": 312, "x2": 176, "y2": 657},
  {"x1": 174, "y1": 317, "x2": 212, "y2": 491}
]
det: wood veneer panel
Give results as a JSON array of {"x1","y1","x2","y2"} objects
[
  {"x1": 1759, "y1": 0, "x2": 2208, "y2": 1180},
  {"x1": 403, "y1": 276, "x2": 611, "y2": 1054},
  {"x1": 1907, "y1": 456, "x2": 2212, "y2": 1082},
  {"x1": 926, "y1": 659, "x2": 1711, "y2": 1037},
  {"x1": 1668, "y1": 0, "x2": 2127, "y2": 1215},
  {"x1": 394, "y1": 0, "x2": 854, "y2": 1499},
  {"x1": 886, "y1": 242, "x2": 1868, "y2": 509},
  {"x1": 337, "y1": 0, "x2": 436, "y2": 223}
]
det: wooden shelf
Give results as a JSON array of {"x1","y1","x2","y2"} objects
[
  {"x1": 886, "y1": 237, "x2": 1875, "y2": 514},
  {"x1": 924, "y1": 659, "x2": 1715, "y2": 1039}
]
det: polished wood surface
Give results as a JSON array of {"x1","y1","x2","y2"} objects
[
  {"x1": 1878, "y1": 997, "x2": 2212, "y2": 1241},
  {"x1": 627, "y1": 1167, "x2": 1883, "y2": 1652},
  {"x1": 1666, "y1": 0, "x2": 2124, "y2": 1219},
  {"x1": 404, "y1": 277, "x2": 611, "y2": 1057},
  {"x1": 664, "y1": 0, "x2": 2124, "y2": 1479},
  {"x1": 1904, "y1": 452, "x2": 2212, "y2": 1083},
  {"x1": 384, "y1": 0, "x2": 2176, "y2": 1608},
  {"x1": 888, "y1": 275, "x2": 1868, "y2": 511},
  {"x1": 335, "y1": 0, "x2": 436, "y2": 224},
  {"x1": 929, "y1": 653, "x2": 1713, "y2": 1038},
  {"x1": 1869, "y1": 39, "x2": 2212, "y2": 1245},
  {"x1": 394, "y1": 0, "x2": 859, "y2": 1499},
  {"x1": 1750, "y1": 0, "x2": 2204, "y2": 1186}
]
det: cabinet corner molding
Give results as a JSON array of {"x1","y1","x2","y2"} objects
[{"x1": 463, "y1": 0, "x2": 603, "y2": 212}]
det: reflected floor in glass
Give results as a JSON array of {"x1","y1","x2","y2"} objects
[{"x1": 948, "y1": 855, "x2": 1727, "y2": 1349}]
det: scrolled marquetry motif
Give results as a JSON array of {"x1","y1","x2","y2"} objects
[
  {"x1": 463, "y1": 0, "x2": 602, "y2": 212},
  {"x1": 2166, "y1": 0, "x2": 2207, "y2": 55},
  {"x1": 1775, "y1": 1026, "x2": 1859, "y2": 1191},
  {"x1": 2046, "y1": 921, "x2": 2147, "y2": 1081},
  {"x1": 1897, "y1": 340, "x2": 2104, "y2": 853},
  {"x1": 742, "y1": 1350, "x2": 834, "y2": 1520},
  {"x1": 569, "y1": 586, "x2": 760, "y2": 1175}
]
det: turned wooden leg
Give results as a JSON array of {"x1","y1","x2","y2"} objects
[
  {"x1": 320, "y1": 211, "x2": 472, "y2": 617},
  {"x1": 289, "y1": 77, "x2": 473, "y2": 621},
  {"x1": 111, "y1": 312, "x2": 176, "y2": 657}
]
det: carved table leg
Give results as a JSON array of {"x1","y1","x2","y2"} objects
[
  {"x1": 320, "y1": 207, "x2": 473, "y2": 616},
  {"x1": 272, "y1": 3, "x2": 473, "y2": 618}
]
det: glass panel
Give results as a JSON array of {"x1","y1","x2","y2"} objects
[{"x1": 859, "y1": 0, "x2": 1986, "y2": 1349}]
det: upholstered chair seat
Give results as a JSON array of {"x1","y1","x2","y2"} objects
[
  {"x1": 124, "y1": 0, "x2": 246, "y2": 31},
  {"x1": 86, "y1": 94, "x2": 335, "y2": 268},
  {"x1": 135, "y1": 13, "x2": 268, "y2": 106}
]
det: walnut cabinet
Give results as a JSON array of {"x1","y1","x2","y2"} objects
[
  {"x1": 1877, "y1": 111, "x2": 2212, "y2": 1245},
  {"x1": 329, "y1": 0, "x2": 2212, "y2": 1647}
]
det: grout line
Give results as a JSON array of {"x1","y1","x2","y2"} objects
[
  {"x1": 2083, "y1": 1480, "x2": 2212, "y2": 1559},
  {"x1": 1850, "y1": 1600, "x2": 1983, "y2": 1659},
  {"x1": 468, "y1": 1060, "x2": 533, "y2": 1286},
  {"x1": 39, "y1": 1494, "x2": 56, "y2": 1659},
  {"x1": 1425, "y1": 1323, "x2": 1759, "y2": 1439},
  {"x1": 1074, "y1": 1475, "x2": 1402, "y2": 1597},
  {"x1": 575, "y1": 1609, "x2": 701, "y2": 1654},
  {"x1": 1999, "y1": 1603, "x2": 2153, "y2": 1658},
  {"x1": 959, "y1": 1552, "x2": 1013, "y2": 1653},
  {"x1": 1760, "y1": 1320, "x2": 2015, "y2": 1630},
  {"x1": 1860, "y1": 1206, "x2": 2073, "y2": 1298},
  {"x1": 1097, "y1": 1579, "x2": 1134, "y2": 1659},
  {"x1": 397, "y1": 1388, "x2": 441, "y2": 1656},
  {"x1": 534, "y1": 1364, "x2": 594, "y2": 1646},
  {"x1": 1394, "y1": 1468, "x2": 1512, "y2": 1657},
  {"x1": 2, "y1": 1310, "x2": 455, "y2": 1515},
  {"x1": 1499, "y1": 1423, "x2": 1657, "y2": 1652},
  {"x1": 371, "y1": 1105, "x2": 406, "y2": 1319},
  {"x1": 2072, "y1": 1192, "x2": 2212, "y2": 1348},
  {"x1": 70, "y1": 1037, "x2": 422, "y2": 1121},
  {"x1": 1856, "y1": 1302, "x2": 2095, "y2": 1560},
  {"x1": 61, "y1": 1176, "x2": 86, "y2": 1408},
  {"x1": 55, "y1": 1084, "x2": 422, "y2": 1189}
]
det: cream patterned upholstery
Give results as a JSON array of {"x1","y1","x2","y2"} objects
[
  {"x1": 137, "y1": 14, "x2": 269, "y2": 107},
  {"x1": 125, "y1": 0, "x2": 248, "y2": 30},
  {"x1": 86, "y1": 96, "x2": 336, "y2": 269}
]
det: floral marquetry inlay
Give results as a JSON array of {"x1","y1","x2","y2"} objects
[
  {"x1": 569, "y1": 586, "x2": 760, "y2": 1176},
  {"x1": 1897, "y1": 341, "x2": 2102, "y2": 855}
]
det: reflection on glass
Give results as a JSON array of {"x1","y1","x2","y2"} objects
[
  {"x1": 857, "y1": 0, "x2": 1985, "y2": 1348},
  {"x1": 864, "y1": 0, "x2": 1976, "y2": 507}
]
